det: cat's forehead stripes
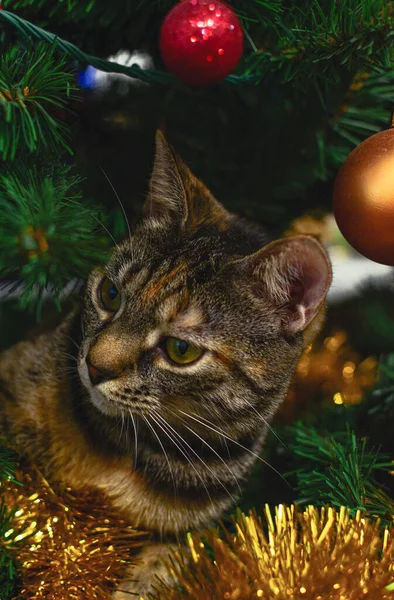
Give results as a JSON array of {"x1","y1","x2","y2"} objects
[
  {"x1": 158, "y1": 295, "x2": 205, "y2": 333},
  {"x1": 141, "y1": 262, "x2": 187, "y2": 304},
  {"x1": 106, "y1": 254, "x2": 142, "y2": 286},
  {"x1": 175, "y1": 305, "x2": 205, "y2": 329},
  {"x1": 158, "y1": 292, "x2": 190, "y2": 324}
]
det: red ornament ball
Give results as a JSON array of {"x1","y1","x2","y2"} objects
[
  {"x1": 159, "y1": 0, "x2": 244, "y2": 86},
  {"x1": 333, "y1": 128, "x2": 394, "y2": 266}
]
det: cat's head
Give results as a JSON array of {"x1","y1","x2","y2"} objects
[{"x1": 78, "y1": 132, "x2": 331, "y2": 439}]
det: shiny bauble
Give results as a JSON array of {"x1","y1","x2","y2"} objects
[
  {"x1": 333, "y1": 128, "x2": 394, "y2": 265},
  {"x1": 159, "y1": 0, "x2": 243, "y2": 86}
]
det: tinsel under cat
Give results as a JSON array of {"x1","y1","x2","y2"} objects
[{"x1": 0, "y1": 132, "x2": 332, "y2": 597}]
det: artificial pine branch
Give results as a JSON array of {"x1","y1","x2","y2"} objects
[
  {"x1": 365, "y1": 354, "x2": 394, "y2": 417},
  {"x1": 0, "y1": 43, "x2": 77, "y2": 160},
  {"x1": 246, "y1": 0, "x2": 394, "y2": 86},
  {"x1": 0, "y1": 446, "x2": 19, "y2": 486},
  {"x1": 271, "y1": 355, "x2": 394, "y2": 526},
  {"x1": 272, "y1": 65, "x2": 394, "y2": 200},
  {"x1": 323, "y1": 69, "x2": 394, "y2": 173},
  {"x1": 0, "y1": 501, "x2": 19, "y2": 600},
  {"x1": 0, "y1": 164, "x2": 110, "y2": 314},
  {"x1": 288, "y1": 425, "x2": 394, "y2": 525},
  {"x1": 3, "y1": 0, "x2": 282, "y2": 35},
  {"x1": 0, "y1": 10, "x2": 250, "y2": 85},
  {"x1": 353, "y1": 353, "x2": 394, "y2": 454},
  {"x1": 2, "y1": 1, "x2": 394, "y2": 87},
  {"x1": 0, "y1": 444, "x2": 20, "y2": 600}
]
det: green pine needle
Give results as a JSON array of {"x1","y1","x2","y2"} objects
[
  {"x1": 0, "y1": 165, "x2": 110, "y2": 315},
  {"x1": 246, "y1": 0, "x2": 394, "y2": 83},
  {"x1": 0, "y1": 500, "x2": 19, "y2": 600},
  {"x1": 288, "y1": 424, "x2": 394, "y2": 526},
  {"x1": 0, "y1": 550, "x2": 19, "y2": 600},
  {"x1": 0, "y1": 444, "x2": 18, "y2": 486},
  {"x1": 0, "y1": 495, "x2": 22, "y2": 599},
  {"x1": 0, "y1": 43, "x2": 77, "y2": 160},
  {"x1": 0, "y1": 445, "x2": 20, "y2": 599},
  {"x1": 2, "y1": 1, "x2": 394, "y2": 87},
  {"x1": 369, "y1": 354, "x2": 394, "y2": 418}
]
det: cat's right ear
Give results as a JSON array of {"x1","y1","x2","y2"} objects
[{"x1": 237, "y1": 235, "x2": 332, "y2": 335}]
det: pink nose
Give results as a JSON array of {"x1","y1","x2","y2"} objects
[{"x1": 87, "y1": 361, "x2": 116, "y2": 385}]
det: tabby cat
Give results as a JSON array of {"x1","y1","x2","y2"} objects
[{"x1": 0, "y1": 132, "x2": 332, "y2": 598}]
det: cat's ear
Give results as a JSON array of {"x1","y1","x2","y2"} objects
[
  {"x1": 240, "y1": 235, "x2": 332, "y2": 334},
  {"x1": 144, "y1": 130, "x2": 230, "y2": 231}
]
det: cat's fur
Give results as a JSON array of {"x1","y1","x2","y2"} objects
[{"x1": 0, "y1": 132, "x2": 332, "y2": 597}]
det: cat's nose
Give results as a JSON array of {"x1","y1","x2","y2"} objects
[{"x1": 86, "y1": 360, "x2": 118, "y2": 385}]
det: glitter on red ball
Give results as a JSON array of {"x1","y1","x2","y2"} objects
[{"x1": 159, "y1": 0, "x2": 244, "y2": 86}]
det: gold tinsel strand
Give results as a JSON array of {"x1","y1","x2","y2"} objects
[
  {"x1": 156, "y1": 505, "x2": 394, "y2": 600},
  {"x1": 1, "y1": 463, "x2": 149, "y2": 599},
  {"x1": 288, "y1": 330, "x2": 378, "y2": 411}
]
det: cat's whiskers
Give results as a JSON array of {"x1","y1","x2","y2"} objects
[
  {"x1": 141, "y1": 415, "x2": 178, "y2": 497},
  {"x1": 207, "y1": 411, "x2": 232, "y2": 459},
  {"x1": 55, "y1": 370, "x2": 81, "y2": 384},
  {"x1": 125, "y1": 405, "x2": 131, "y2": 449},
  {"x1": 179, "y1": 410, "x2": 291, "y2": 488},
  {"x1": 214, "y1": 413, "x2": 232, "y2": 457},
  {"x1": 65, "y1": 335, "x2": 81, "y2": 352},
  {"x1": 108, "y1": 413, "x2": 124, "y2": 438},
  {"x1": 148, "y1": 413, "x2": 214, "y2": 506},
  {"x1": 55, "y1": 367, "x2": 79, "y2": 377},
  {"x1": 58, "y1": 351, "x2": 78, "y2": 363},
  {"x1": 54, "y1": 360, "x2": 79, "y2": 375},
  {"x1": 153, "y1": 413, "x2": 236, "y2": 504},
  {"x1": 242, "y1": 397, "x2": 287, "y2": 449},
  {"x1": 65, "y1": 197, "x2": 120, "y2": 250},
  {"x1": 117, "y1": 407, "x2": 126, "y2": 447},
  {"x1": 92, "y1": 214, "x2": 120, "y2": 249},
  {"x1": 56, "y1": 351, "x2": 80, "y2": 380},
  {"x1": 99, "y1": 165, "x2": 133, "y2": 246},
  {"x1": 128, "y1": 409, "x2": 139, "y2": 469},
  {"x1": 176, "y1": 416, "x2": 242, "y2": 494}
]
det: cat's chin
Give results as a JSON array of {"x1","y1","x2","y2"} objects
[
  {"x1": 87, "y1": 387, "x2": 124, "y2": 416},
  {"x1": 88, "y1": 388, "x2": 123, "y2": 417}
]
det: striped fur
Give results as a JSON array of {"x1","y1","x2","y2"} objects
[{"x1": 0, "y1": 132, "x2": 331, "y2": 596}]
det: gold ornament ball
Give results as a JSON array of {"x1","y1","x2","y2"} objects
[{"x1": 333, "y1": 127, "x2": 394, "y2": 266}]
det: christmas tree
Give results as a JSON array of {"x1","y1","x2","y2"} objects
[{"x1": 1, "y1": 1, "x2": 394, "y2": 597}]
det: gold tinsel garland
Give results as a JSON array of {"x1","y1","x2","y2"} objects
[
  {"x1": 156, "y1": 505, "x2": 394, "y2": 600},
  {"x1": 1, "y1": 463, "x2": 149, "y2": 599},
  {"x1": 1, "y1": 465, "x2": 393, "y2": 599},
  {"x1": 286, "y1": 330, "x2": 378, "y2": 415}
]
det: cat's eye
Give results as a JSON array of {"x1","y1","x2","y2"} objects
[
  {"x1": 164, "y1": 337, "x2": 204, "y2": 365},
  {"x1": 100, "y1": 277, "x2": 121, "y2": 313}
]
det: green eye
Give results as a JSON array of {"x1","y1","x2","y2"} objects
[
  {"x1": 100, "y1": 277, "x2": 121, "y2": 313},
  {"x1": 164, "y1": 337, "x2": 203, "y2": 365}
]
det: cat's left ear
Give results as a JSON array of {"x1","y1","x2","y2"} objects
[
  {"x1": 240, "y1": 235, "x2": 332, "y2": 334},
  {"x1": 144, "y1": 130, "x2": 230, "y2": 231}
]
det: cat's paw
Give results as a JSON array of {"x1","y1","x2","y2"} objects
[{"x1": 113, "y1": 543, "x2": 178, "y2": 599}]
